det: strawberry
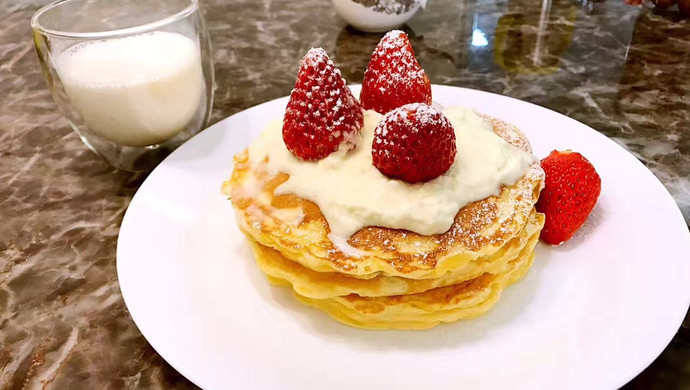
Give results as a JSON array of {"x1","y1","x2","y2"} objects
[
  {"x1": 372, "y1": 103, "x2": 456, "y2": 183},
  {"x1": 360, "y1": 30, "x2": 432, "y2": 115},
  {"x1": 536, "y1": 150, "x2": 602, "y2": 245},
  {"x1": 283, "y1": 48, "x2": 364, "y2": 161}
]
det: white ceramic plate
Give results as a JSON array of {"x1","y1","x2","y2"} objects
[{"x1": 117, "y1": 85, "x2": 690, "y2": 390}]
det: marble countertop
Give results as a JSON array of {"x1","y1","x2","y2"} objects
[{"x1": 2, "y1": 0, "x2": 689, "y2": 388}]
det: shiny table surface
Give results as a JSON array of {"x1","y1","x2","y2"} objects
[{"x1": 1, "y1": 0, "x2": 688, "y2": 388}]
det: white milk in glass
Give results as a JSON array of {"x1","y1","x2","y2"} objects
[{"x1": 55, "y1": 32, "x2": 203, "y2": 147}]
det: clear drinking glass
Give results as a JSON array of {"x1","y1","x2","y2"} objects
[{"x1": 32, "y1": 0, "x2": 214, "y2": 171}]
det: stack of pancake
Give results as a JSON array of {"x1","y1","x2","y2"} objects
[{"x1": 223, "y1": 115, "x2": 545, "y2": 330}]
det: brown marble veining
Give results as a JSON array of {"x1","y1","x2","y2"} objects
[{"x1": 1, "y1": 0, "x2": 689, "y2": 389}]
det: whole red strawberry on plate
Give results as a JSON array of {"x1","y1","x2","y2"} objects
[
  {"x1": 536, "y1": 150, "x2": 602, "y2": 245},
  {"x1": 360, "y1": 30, "x2": 432, "y2": 115},
  {"x1": 372, "y1": 103, "x2": 456, "y2": 183},
  {"x1": 282, "y1": 48, "x2": 364, "y2": 161}
]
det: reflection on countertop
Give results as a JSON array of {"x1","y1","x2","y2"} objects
[{"x1": 1, "y1": 0, "x2": 688, "y2": 388}]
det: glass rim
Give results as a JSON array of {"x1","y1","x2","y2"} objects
[{"x1": 31, "y1": 0, "x2": 199, "y2": 39}]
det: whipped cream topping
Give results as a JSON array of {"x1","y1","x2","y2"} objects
[{"x1": 247, "y1": 107, "x2": 536, "y2": 238}]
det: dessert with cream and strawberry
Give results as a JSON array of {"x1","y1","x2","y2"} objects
[{"x1": 222, "y1": 30, "x2": 600, "y2": 330}]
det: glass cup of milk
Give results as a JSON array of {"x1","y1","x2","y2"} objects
[{"x1": 32, "y1": 0, "x2": 214, "y2": 171}]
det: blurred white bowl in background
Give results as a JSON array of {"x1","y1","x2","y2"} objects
[{"x1": 332, "y1": 0, "x2": 425, "y2": 33}]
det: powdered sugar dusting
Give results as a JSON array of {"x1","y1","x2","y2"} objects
[
  {"x1": 375, "y1": 103, "x2": 446, "y2": 139},
  {"x1": 361, "y1": 30, "x2": 431, "y2": 113},
  {"x1": 352, "y1": 0, "x2": 420, "y2": 14},
  {"x1": 368, "y1": 30, "x2": 426, "y2": 93},
  {"x1": 250, "y1": 105, "x2": 536, "y2": 238},
  {"x1": 282, "y1": 48, "x2": 364, "y2": 160},
  {"x1": 229, "y1": 112, "x2": 543, "y2": 276},
  {"x1": 480, "y1": 114, "x2": 533, "y2": 153},
  {"x1": 373, "y1": 103, "x2": 456, "y2": 182}
]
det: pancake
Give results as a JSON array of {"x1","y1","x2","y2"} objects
[
  {"x1": 223, "y1": 115, "x2": 545, "y2": 279},
  {"x1": 244, "y1": 211, "x2": 543, "y2": 298},
  {"x1": 289, "y1": 236, "x2": 537, "y2": 330}
]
